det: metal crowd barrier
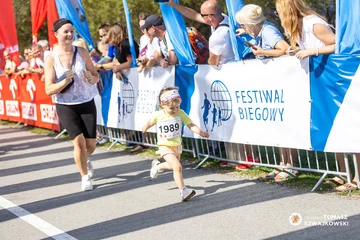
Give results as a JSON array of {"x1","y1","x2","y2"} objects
[{"x1": 95, "y1": 125, "x2": 360, "y2": 192}]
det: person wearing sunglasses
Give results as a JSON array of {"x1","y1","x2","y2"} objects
[
  {"x1": 140, "y1": 14, "x2": 178, "y2": 69},
  {"x1": 165, "y1": 0, "x2": 234, "y2": 66}
]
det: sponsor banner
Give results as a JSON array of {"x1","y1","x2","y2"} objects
[
  {"x1": 0, "y1": 75, "x2": 20, "y2": 122},
  {"x1": 40, "y1": 104, "x2": 59, "y2": 124},
  {"x1": 18, "y1": 74, "x2": 60, "y2": 131},
  {"x1": 5, "y1": 100, "x2": 20, "y2": 117},
  {"x1": 0, "y1": 0, "x2": 21, "y2": 65},
  {"x1": 183, "y1": 57, "x2": 312, "y2": 150},
  {"x1": 101, "y1": 66, "x2": 175, "y2": 131},
  {"x1": 21, "y1": 102, "x2": 37, "y2": 120},
  {"x1": 0, "y1": 100, "x2": 4, "y2": 115}
]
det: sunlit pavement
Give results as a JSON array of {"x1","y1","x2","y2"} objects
[{"x1": 0, "y1": 125, "x2": 359, "y2": 240}]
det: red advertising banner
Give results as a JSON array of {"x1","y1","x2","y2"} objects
[
  {"x1": 0, "y1": 74, "x2": 60, "y2": 131},
  {"x1": 47, "y1": 0, "x2": 59, "y2": 48},
  {"x1": 18, "y1": 74, "x2": 60, "y2": 131},
  {"x1": 30, "y1": 0, "x2": 48, "y2": 44},
  {"x1": 0, "y1": 0, "x2": 20, "y2": 66},
  {"x1": 0, "y1": 75, "x2": 21, "y2": 122}
]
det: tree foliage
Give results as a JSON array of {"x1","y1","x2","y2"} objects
[
  {"x1": 13, "y1": 0, "x2": 48, "y2": 53},
  {"x1": 12, "y1": 0, "x2": 335, "y2": 51}
]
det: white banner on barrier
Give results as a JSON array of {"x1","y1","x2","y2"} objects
[
  {"x1": 105, "y1": 66, "x2": 175, "y2": 131},
  {"x1": 183, "y1": 57, "x2": 312, "y2": 150}
]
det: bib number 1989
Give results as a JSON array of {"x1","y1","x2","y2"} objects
[
  {"x1": 158, "y1": 118, "x2": 181, "y2": 138},
  {"x1": 159, "y1": 123, "x2": 180, "y2": 133}
]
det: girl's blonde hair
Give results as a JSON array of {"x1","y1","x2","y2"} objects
[
  {"x1": 108, "y1": 23, "x2": 128, "y2": 45},
  {"x1": 276, "y1": 0, "x2": 324, "y2": 48},
  {"x1": 158, "y1": 86, "x2": 181, "y2": 108}
]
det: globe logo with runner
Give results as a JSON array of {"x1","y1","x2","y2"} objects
[
  {"x1": 122, "y1": 82, "x2": 135, "y2": 114},
  {"x1": 210, "y1": 80, "x2": 232, "y2": 121}
]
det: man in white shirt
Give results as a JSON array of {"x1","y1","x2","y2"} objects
[
  {"x1": 166, "y1": 0, "x2": 235, "y2": 65},
  {"x1": 29, "y1": 44, "x2": 44, "y2": 74},
  {"x1": 140, "y1": 15, "x2": 178, "y2": 68}
]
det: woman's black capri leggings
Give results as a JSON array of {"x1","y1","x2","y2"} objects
[{"x1": 56, "y1": 99, "x2": 97, "y2": 140}]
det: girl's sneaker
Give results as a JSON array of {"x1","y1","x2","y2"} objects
[
  {"x1": 181, "y1": 187, "x2": 196, "y2": 201},
  {"x1": 150, "y1": 159, "x2": 161, "y2": 179},
  {"x1": 81, "y1": 174, "x2": 93, "y2": 191}
]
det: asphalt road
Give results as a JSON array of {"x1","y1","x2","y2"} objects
[{"x1": 0, "y1": 125, "x2": 359, "y2": 240}]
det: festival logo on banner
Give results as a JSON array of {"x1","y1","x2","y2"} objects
[
  {"x1": 6, "y1": 78, "x2": 20, "y2": 117},
  {"x1": 117, "y1": 81, "x2": 135, "y2": 124},
  {"x1": 184, "y1": 58, "x2": 311, "y2": 149},
  {"x1": 103, "y1": 67, "x2": 175, "y2": 130},
  {"x1": 0, "y1": 80, "x2": 4, "y2": 115},
  {"x1": 201, "y1": 80, "x2": 232, "y2": 132},
  {"x1": 22, "y1": 78, "x2": 37, "y2": 120}
]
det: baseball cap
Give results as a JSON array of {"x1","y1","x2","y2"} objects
[{"x1": 140, "y1": 14, "x2": 164, "y2": 30}]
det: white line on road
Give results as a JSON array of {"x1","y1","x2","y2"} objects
[{"x1": 0, "y1": 196, "x2": 77, "y2": 240}]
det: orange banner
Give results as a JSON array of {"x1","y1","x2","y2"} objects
[
  {"x1": 0, "y1": 74, "x2": 21, "y2": 122},
  {"x1": 0, "y1": 74, "x2": 60, "y2": 131},
  {"x1": 0, "y1": 0, "x2": 20, "y2": 66}
]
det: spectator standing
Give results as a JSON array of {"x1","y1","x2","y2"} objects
[
  {"x1": 166, "y1": 0, "x2": 235, "y2": 65},
  {"x1": 137, "y1": 12, "x2": 160, "y2": 72},
  {"x1": 273, "y1": 0, "x2": 336, "y2": 181},
  {"x1": 139, "y1": 15, "x2": 178, "y2": 68},
  {"x1": 96, "y1": 23, "x2": 139, "y2": 80},
  {"x1": 275, "y1": 0, "x2": 335, "y2": 59},
  {"x1": 235, "y1": 4, "x2": 289, "y2": 58},
  {"x1": 38, "y1": 39, "x2": 52, "y2": 61},
  {"x1": 29, "y1": 44, "x2": 45, "y2": 75},
  {"x1": 3, "y1": 50, "x2": 16, "y2": 76},
  {"x1": 236, "y1": 4, "x2": 297, "y2": 179}
]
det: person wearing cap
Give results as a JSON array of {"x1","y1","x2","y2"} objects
[
  {"x1": 235, "y1": 4, "x2": 289, "y2": 58},
  {"x1": 165, "y1": 0, "x2": 234, "y2": 66},
  {"x1": 140, "y1": 14, "x2": 178, "y2": 68},
  {"x1": 137, "y1": 12, "x2": 160, "y2": 73},
  {"x1": 44, "y1": 18, "x2": 99, "y2": 192}
]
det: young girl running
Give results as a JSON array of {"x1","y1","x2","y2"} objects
[{"x1": 142, "y1": 86, "x2": 210, "y2": 201}]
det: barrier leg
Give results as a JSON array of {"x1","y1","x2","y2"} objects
[
  {"x1": 55, "y1": 129, "x2": 67, "y2": 139},
  {"x1": 344, "y1": 154, "x2": 352, "y2": 183},
  {"x1": 96, "y1": 136, "x2": 104, "y2": 145},
  {"x1": 13, "y1": 122, "x2": 22, "y2": 128},
  {"x1": 194, "y1": 155, "x2": 210, "y2": 169},
  {"x1": 107, "y1": 139, "x2": 120, "y2": 150},
  {"x1": 191, "y1": 138, "x2": 197, "y2": 158},
  {"x1": 353, "y1": 154, "x2": 360, "y2": 189},
  {"x1": 311, "y1": 172, "x2": 328, "y2": 192},
  {"x1": 47, "y1": 130, "x2": 55, "y2": 136}
]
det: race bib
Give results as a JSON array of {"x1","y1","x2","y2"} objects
[{"x1": 157, "y1": 117, "x2": 181, "y2": 139}]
